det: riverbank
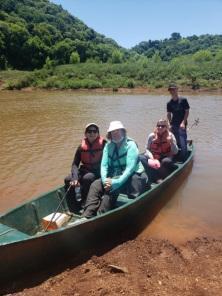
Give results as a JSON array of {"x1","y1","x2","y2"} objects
[
  {"x1": 1, "y1": 235, "x2": 221, "y2": 295},
  {"x1": 1, "y1": 68, "x2": 222, "y2": 94},
  {"x1": 1, "y1": 85, "x2": 222, "y2": 95}
]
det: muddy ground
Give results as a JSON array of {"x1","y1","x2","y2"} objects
[{"x1": 1, "y1": 233, "x2": 221, "y2": 296}]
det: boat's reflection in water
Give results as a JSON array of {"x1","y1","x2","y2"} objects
[{"x1": 139, "y1": 160, "x2": 211, "y2": 244}]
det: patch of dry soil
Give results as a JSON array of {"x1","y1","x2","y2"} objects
[{"x1": 1, "y1": 236, "x2": 221, "y2": 296}]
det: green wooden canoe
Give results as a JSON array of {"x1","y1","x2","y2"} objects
[{"x1": 0, "y1": 143, "x2": 194, "y2": 282}]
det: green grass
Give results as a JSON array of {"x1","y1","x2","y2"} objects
[{"x1": 1, "y1": 59, "x2": 222, "y2": 91}]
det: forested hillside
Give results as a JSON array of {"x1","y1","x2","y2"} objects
[
  {"x1": 1, "y1": 0, "x2": 222, "y2": 71},
  {"x1": 1, "y1": 0, "x2": 222, "y2": 90},
  {"x1": 0, "y1": 0, "x2": 123, "y2": 70},
  {"x1": 132, "y1": 32, "x2": 222, "y2": 61}
]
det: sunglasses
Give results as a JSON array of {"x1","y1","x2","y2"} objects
[
  {"x1": 87, "y1": 129, "x2": 98, "y2": 134},
  {"x1": 157, "y1": 125, "x2": 166, "y2": 128}
]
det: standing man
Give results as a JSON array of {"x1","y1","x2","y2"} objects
[{"x1": 167, "y1": 83, "x2": 190, "y2": 161}]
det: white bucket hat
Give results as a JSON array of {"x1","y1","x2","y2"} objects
[{"x1": 107, "y1": 121, "x2": 126, "y2": 132}]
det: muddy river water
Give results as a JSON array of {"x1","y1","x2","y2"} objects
[{"x1": 0, "y1": 90, "x2": 221, "y2": 243}]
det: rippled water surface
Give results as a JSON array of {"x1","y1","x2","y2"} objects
[{"x1": 0, "y1": 90, "x2": 221, "y2": 242}]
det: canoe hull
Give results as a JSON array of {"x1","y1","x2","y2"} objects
[{"x1": 0, "y1": 146, "x2": 194, "y2": 282}]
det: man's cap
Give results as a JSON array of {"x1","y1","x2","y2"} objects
[
  {"x1": 85, "y1": 123, "x2": 99, "y2": 132},
  {"x1": 107, "y1": 121, "x2": 126, "y2": 133},
  {"x1": 168, "y1": 83, "x2": 178, "y2": 90}
]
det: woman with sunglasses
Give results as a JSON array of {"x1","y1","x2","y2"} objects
[
  {"x1": 140, "y1": 119, "x2": 178, "y2": 183},
  {"x1": 64, "y1": 123, "x2": 106, "y2": 212}
]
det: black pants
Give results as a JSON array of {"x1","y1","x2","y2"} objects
[
  {"x1": 139, "y1": 154, "x2": 177, "y2": 183},
  {"x1": 83, "y1": 172, "x2": 148, "y2": 218},
  {"x1": 64, "y1": 172, "x2": 97, "y2": 212}
]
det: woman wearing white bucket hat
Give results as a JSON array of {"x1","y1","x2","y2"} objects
[{"x1": 82, "y1": 121, "x2": 148, "y2": 218}]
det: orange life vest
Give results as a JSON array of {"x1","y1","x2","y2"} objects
[
  {"x1": 80, "y1": 136, "x2": 104, "y2": 171},
  {"x1": 150, "y1": 133, "x2": 171, "y2": 160}
]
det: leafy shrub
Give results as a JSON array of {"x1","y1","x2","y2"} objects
[
  {"x1": 81, "y1": 79, "x2": 102, "y2": 89},
  {"x1": 126, "y1": 79, "x2": 135, "y2": 88},
  {"x1": 69, "y1": 51, "x2": 80, "y2": 64}
]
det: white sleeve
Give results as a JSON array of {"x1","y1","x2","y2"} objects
[{"x1": 144, "y1": 133, "x2": 154, "y2": 159}]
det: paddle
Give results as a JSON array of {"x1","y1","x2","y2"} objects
[{"x1": 43, "y1": 184, "x2": 72, "y2": 232}]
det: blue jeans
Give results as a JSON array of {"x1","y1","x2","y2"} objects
[{"x1": 171, "y1": 126, "x2": 187, "y2": 161}]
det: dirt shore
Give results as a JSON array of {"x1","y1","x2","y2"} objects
[
  {"x1": 1, "y1": 234, "x2": 221, "y2": 296},
  {"x1": 1, "y1": 84, "x2": 222, "y2": 95}
]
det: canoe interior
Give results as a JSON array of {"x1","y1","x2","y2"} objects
[
  {"x1": 0, "y1": 144, "x2": 194, "y2": 245},
  {"x1": 0, "y1": 187, "x2": 70, "y2": 237},
  {"x1": 0, "y1": 190, "x2": 134, "y2": 242}
]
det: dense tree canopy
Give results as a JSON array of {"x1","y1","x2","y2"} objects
[
  {"x1": 0, "y1": 0, "x2": 121, "y2": 69},
  {"x1": 132, "y1": 32, "x2": 222, "y2": 61},
  {"x1": 1, "y1": 0, "x2": 222, "y2": 93}
]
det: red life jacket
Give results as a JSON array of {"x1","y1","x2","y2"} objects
[
  {"x1": 80, "y1": 136, "x2": 104, "y2": 171},
  {"x1": 150, "y1": 133, "x2": 171, "y2": 160}
]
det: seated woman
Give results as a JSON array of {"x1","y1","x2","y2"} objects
[
  {"x1": 140, "y1": 119, "x2": 178, "y2": 183},
  {"x1": 64, "y1": 123, "x2": 106, "y2": 212},
  {"x1": 82, "y1": 121, "x2": 148, "y2": 219}
]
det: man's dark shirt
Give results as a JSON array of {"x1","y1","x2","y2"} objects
[{"x1": 167, "y1": 97, "x2": 190, "y2": 127}]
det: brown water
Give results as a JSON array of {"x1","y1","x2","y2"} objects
[{"x1": 0, "y1": 90, "x2": 221, "y2": 242}]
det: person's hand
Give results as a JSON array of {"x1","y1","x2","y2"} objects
[
  {"x1": 70, "y1": 180, "x2": 79, "y2": 187},
  {"x1": 180, "y1": 122, "x2": 185, "y2": 129},
  {"x1": 104, "y1": 178, "x2": 112, "y2": 192},
  {"x1": 148, "y1": 159, "x2": 161, "y2": 169}
]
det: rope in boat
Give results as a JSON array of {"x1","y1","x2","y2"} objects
[{"x1": 43, "y1": 184, "x2": 72, "y2": 232}]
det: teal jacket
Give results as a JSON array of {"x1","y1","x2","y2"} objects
[{"x1": 101, "y1": 137, "x2": 144, "y2": 191}]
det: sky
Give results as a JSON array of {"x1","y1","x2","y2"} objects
[{"x1": 51, "y1": 0, "x2": 222, "y2": 49}]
